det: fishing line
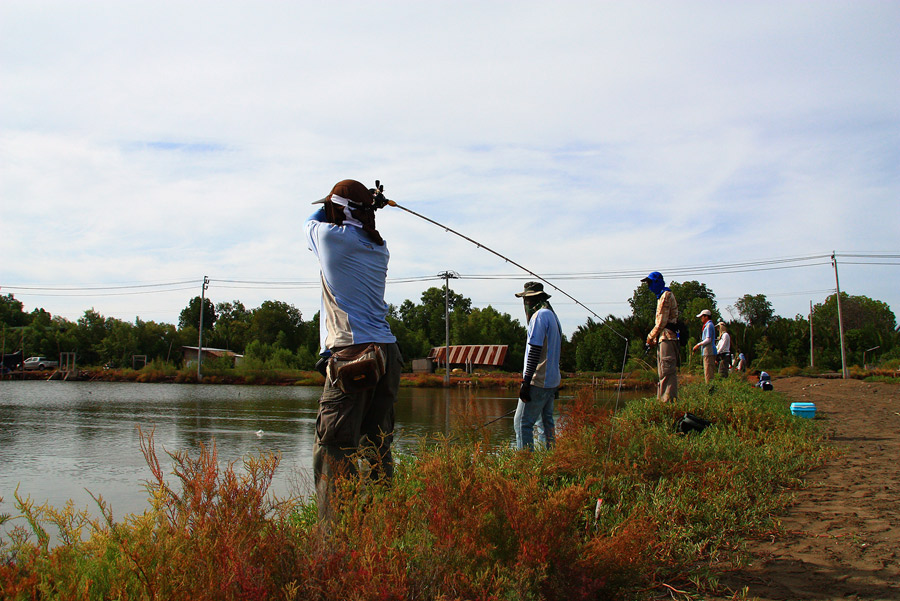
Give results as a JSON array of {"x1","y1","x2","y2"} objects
[
  {"x1": 383, "y1": 196, "x2": 633, "y2": 500},
  {"x1": 385, "y1": 200, "x2": 628, "y2": 343}
]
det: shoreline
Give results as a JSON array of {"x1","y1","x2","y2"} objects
[{"x1": 3, "y1": 367, "x2": 660, "y2": 391}]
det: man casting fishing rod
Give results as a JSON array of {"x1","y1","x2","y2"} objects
[{"x1": 305, "y1": 179, "x2": 403, "y2": 522}]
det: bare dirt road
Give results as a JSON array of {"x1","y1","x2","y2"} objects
[{"x1": 716, "y1": 376, "x2": 900, "y2": 601}]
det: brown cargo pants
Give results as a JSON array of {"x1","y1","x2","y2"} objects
[
  {"x1": 657, "y1": 338, "x2": 679, "y2": 403},
  {"x1": 313, "y1": 342, "x2": 402, "y2": 522}
]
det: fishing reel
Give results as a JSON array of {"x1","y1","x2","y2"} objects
[{"x1": 370, "y1": 180, "x2": 389, "y2": 210}]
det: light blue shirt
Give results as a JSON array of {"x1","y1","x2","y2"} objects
[
  {"x1": 524, "y1": 307, "x2": 562, "y2": 389},
  {"x1": 305, "y1": 209, "x2": 396, "y2": 352},
  {"x1": 699, "y1": 320, "x2": 716, "y2": 356}
]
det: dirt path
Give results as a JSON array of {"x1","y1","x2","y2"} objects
[{"x1": 715, "y1": 376, "x2": 900, "y2": 601}]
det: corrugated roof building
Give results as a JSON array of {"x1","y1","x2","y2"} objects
[{"x1": 427, "y1": 345, "x2": 508, "y2": 369}]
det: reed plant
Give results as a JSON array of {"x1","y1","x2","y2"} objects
[{"x1": 0, "y1": 380, "x2": 827, "y2": 600}]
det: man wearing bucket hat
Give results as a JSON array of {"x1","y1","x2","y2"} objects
[
  {"x1": 643, "y1": 271, "x2": 679, "y2": 403},
  {"x1": 692, "y1": 309, "x2": 716, "y2": 383},
  {"x1": 513, "y1": 281, "x2": 562, "y2": 450},
  {"x1": 305, "y1": 179, "x2": 402, "y2": 521}
]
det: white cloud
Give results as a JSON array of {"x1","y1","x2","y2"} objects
[{"x1": 2, "y1": 0, "x2": 898, "y2": 337}]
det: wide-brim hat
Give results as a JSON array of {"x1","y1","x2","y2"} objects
[{"x1": 515, "y1": 281, "x2": 550, "y2": 298}]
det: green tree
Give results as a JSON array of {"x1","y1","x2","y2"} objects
[
  {"x1": 570, "y1": 316, "x2": 631, "y2": 373},
  {"x1": 97, "y1": 318, "x2": 138, "y2": 368},
  {"x1": 385, "y1": 314, "x2": 432, "y2": 367},
  {"x1": 735, "y1": 294, "x2": 774, "y2": 327},
  {"x1": 74, "y1": 309, "x2": 109, "y2": 365},
  {"x1": 813, "y1": 293, "x2": 896, "y2": 369},
  {"x1": 250, "y1": 300, "x2": 305, "y2": 351},
  {"x1": 0, "y1": 294, "x2": 29, "y2": 328},
  {"x1": 178, "y1": 296, "x2": 217, "y2": 331},
  {"x1": 398, "y1": 287, "x2": 472, "y2": 347},
  {"x1": 133, "y1": 318, "x2": 178, "y2": 363},
  {"x1": 211, "y1": 300, "x2": 252, "y2": 352}
]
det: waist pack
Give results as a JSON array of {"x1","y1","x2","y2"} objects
[
  {"x1": 328, "y1": 343, "x2": 386, "y2": 394},
  {"x1": 665, "y1": 321, "x2": 690, "y2": 346}
]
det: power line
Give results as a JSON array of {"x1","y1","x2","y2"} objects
[
  {"x1": 5, "y1": 285, "x2": 199, "y2": 297},
  {"x1": 2, "y1": 252, "x2": 894, "y2": 298},
  {"x1": 2, "y1": 279, "x2": 197, "y2": 291}
]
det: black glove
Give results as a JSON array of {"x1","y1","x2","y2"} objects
[{"x1": 519, "y1": 374, "x2": 532, "y2": 403}]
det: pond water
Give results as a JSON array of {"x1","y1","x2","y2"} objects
[{"x1": 0, "y1": 381, "x2": 643, "y2": 527}]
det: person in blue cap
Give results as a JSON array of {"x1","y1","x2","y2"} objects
[{"x1": 643, "y1": 271, "x2": 679, "y2": 403}]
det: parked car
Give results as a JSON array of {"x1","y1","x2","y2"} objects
[{"x1": 22, "y1": 356, "x2": 58, "y2": 371}]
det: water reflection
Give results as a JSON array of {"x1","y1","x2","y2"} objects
[{"x1": 0, "y1": 381, "x2": 643, "y2": 525}]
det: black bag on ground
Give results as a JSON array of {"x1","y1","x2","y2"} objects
[{"x1": 674, "y1": 412, "x2": 712, "y2": 435}]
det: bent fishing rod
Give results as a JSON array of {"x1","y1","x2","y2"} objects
[
  {"x1": 371, "y1": 181, "x2": 628, "y2": 344},
  {"x1": 373, "y1": 180, "x2": 632, "y2": 419},
  {"x1": 372, "y1": 181, "x2": 633, "y2": 497}
]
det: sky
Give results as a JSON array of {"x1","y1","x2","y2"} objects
[{"x1": 2, "y1": 1, "x2": 899, "y2": 342}]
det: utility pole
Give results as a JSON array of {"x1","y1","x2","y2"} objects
[
  {"x1": 809, "y1": 300, "x2": 815, "y2": 369},
  {"x1": 197, "y1": 275, "x2": 209, "y2": 382},
  {"x1": 831, "y1": 253, "x2": 848, "y2": 379},
  {"x1": 437, "y1": 271, "x2": 459, "y2": 386}
]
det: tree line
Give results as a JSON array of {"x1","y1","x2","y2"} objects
[{"x1": 2, "y1": 281, "x2": 897, "y2": 374}]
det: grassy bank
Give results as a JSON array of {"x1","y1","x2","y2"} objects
[{"x1": 0, "y1": 379, "x2": 828, "y2": 600}]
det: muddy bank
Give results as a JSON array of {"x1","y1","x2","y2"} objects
[{"x1": 713, "y1": 376, "x2": 900, "y2": 601}]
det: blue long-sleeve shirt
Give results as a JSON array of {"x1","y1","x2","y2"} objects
[{"x1": 305, "y1": 208, "x2": 396, "y2": 352}]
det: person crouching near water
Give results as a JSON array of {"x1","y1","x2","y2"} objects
[
  {"x1": 693, "y1": 309, "x2": 716, "y2": 383},
  {"x1": 643, "y1": 271, "x2": 679, "y2": 403},
  {"x1": 513, "y1": 282, "x2": 562, "y2": 450},
  {"x1": 305, "y1": 179, "x2": 403, "y2": 522},
  {"x1": 715, "y1": 321, "x2": 732, "y2": 379}
]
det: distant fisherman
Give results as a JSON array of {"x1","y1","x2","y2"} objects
[
  {"x1": 643, "y1": 271, "x2": 679, "y2": 403},
  {"x1": 715, "y1": 321, "x2": 732, "y2": 378},
  {"x1": 514, "y1": 282, "x2": 562, "y2": 450},
  {"x1": 693, "y1": 309, "x2": 716, "y2": 383}
]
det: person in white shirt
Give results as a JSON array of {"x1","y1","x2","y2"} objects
[{"x1": 715, "y1": 322, "x2": 732, "y2": 378}]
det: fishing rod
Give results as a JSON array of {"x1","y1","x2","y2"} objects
[
  {"x1": 373, "y1": 181, "x2": 628, "y2": 343},
  {"x1": 479, "y1": 408, "x2": 517, "y2": 429},
  {"x1": 373, "y1": 180, "x2": 633, "y2": 498}
]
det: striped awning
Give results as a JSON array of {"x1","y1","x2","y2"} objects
[{"x1": 427, "y1": 345, "x2": 508, "y2": 366}]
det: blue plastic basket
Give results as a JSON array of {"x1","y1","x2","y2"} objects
[{"x1": 790, "y1": 402, "x2": 816, "y2": 419}]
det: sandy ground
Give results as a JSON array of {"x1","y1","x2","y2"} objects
[{"x1": 712, "y1": 376, "x2": 900, "y2": 601}]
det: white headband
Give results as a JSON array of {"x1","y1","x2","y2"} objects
[
  {"x1": 329, "y1": 194, "x2": 351, "y2": 207},
  {"x1": 328, "y1": 194, "x2": 362, "y2": 228}
]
